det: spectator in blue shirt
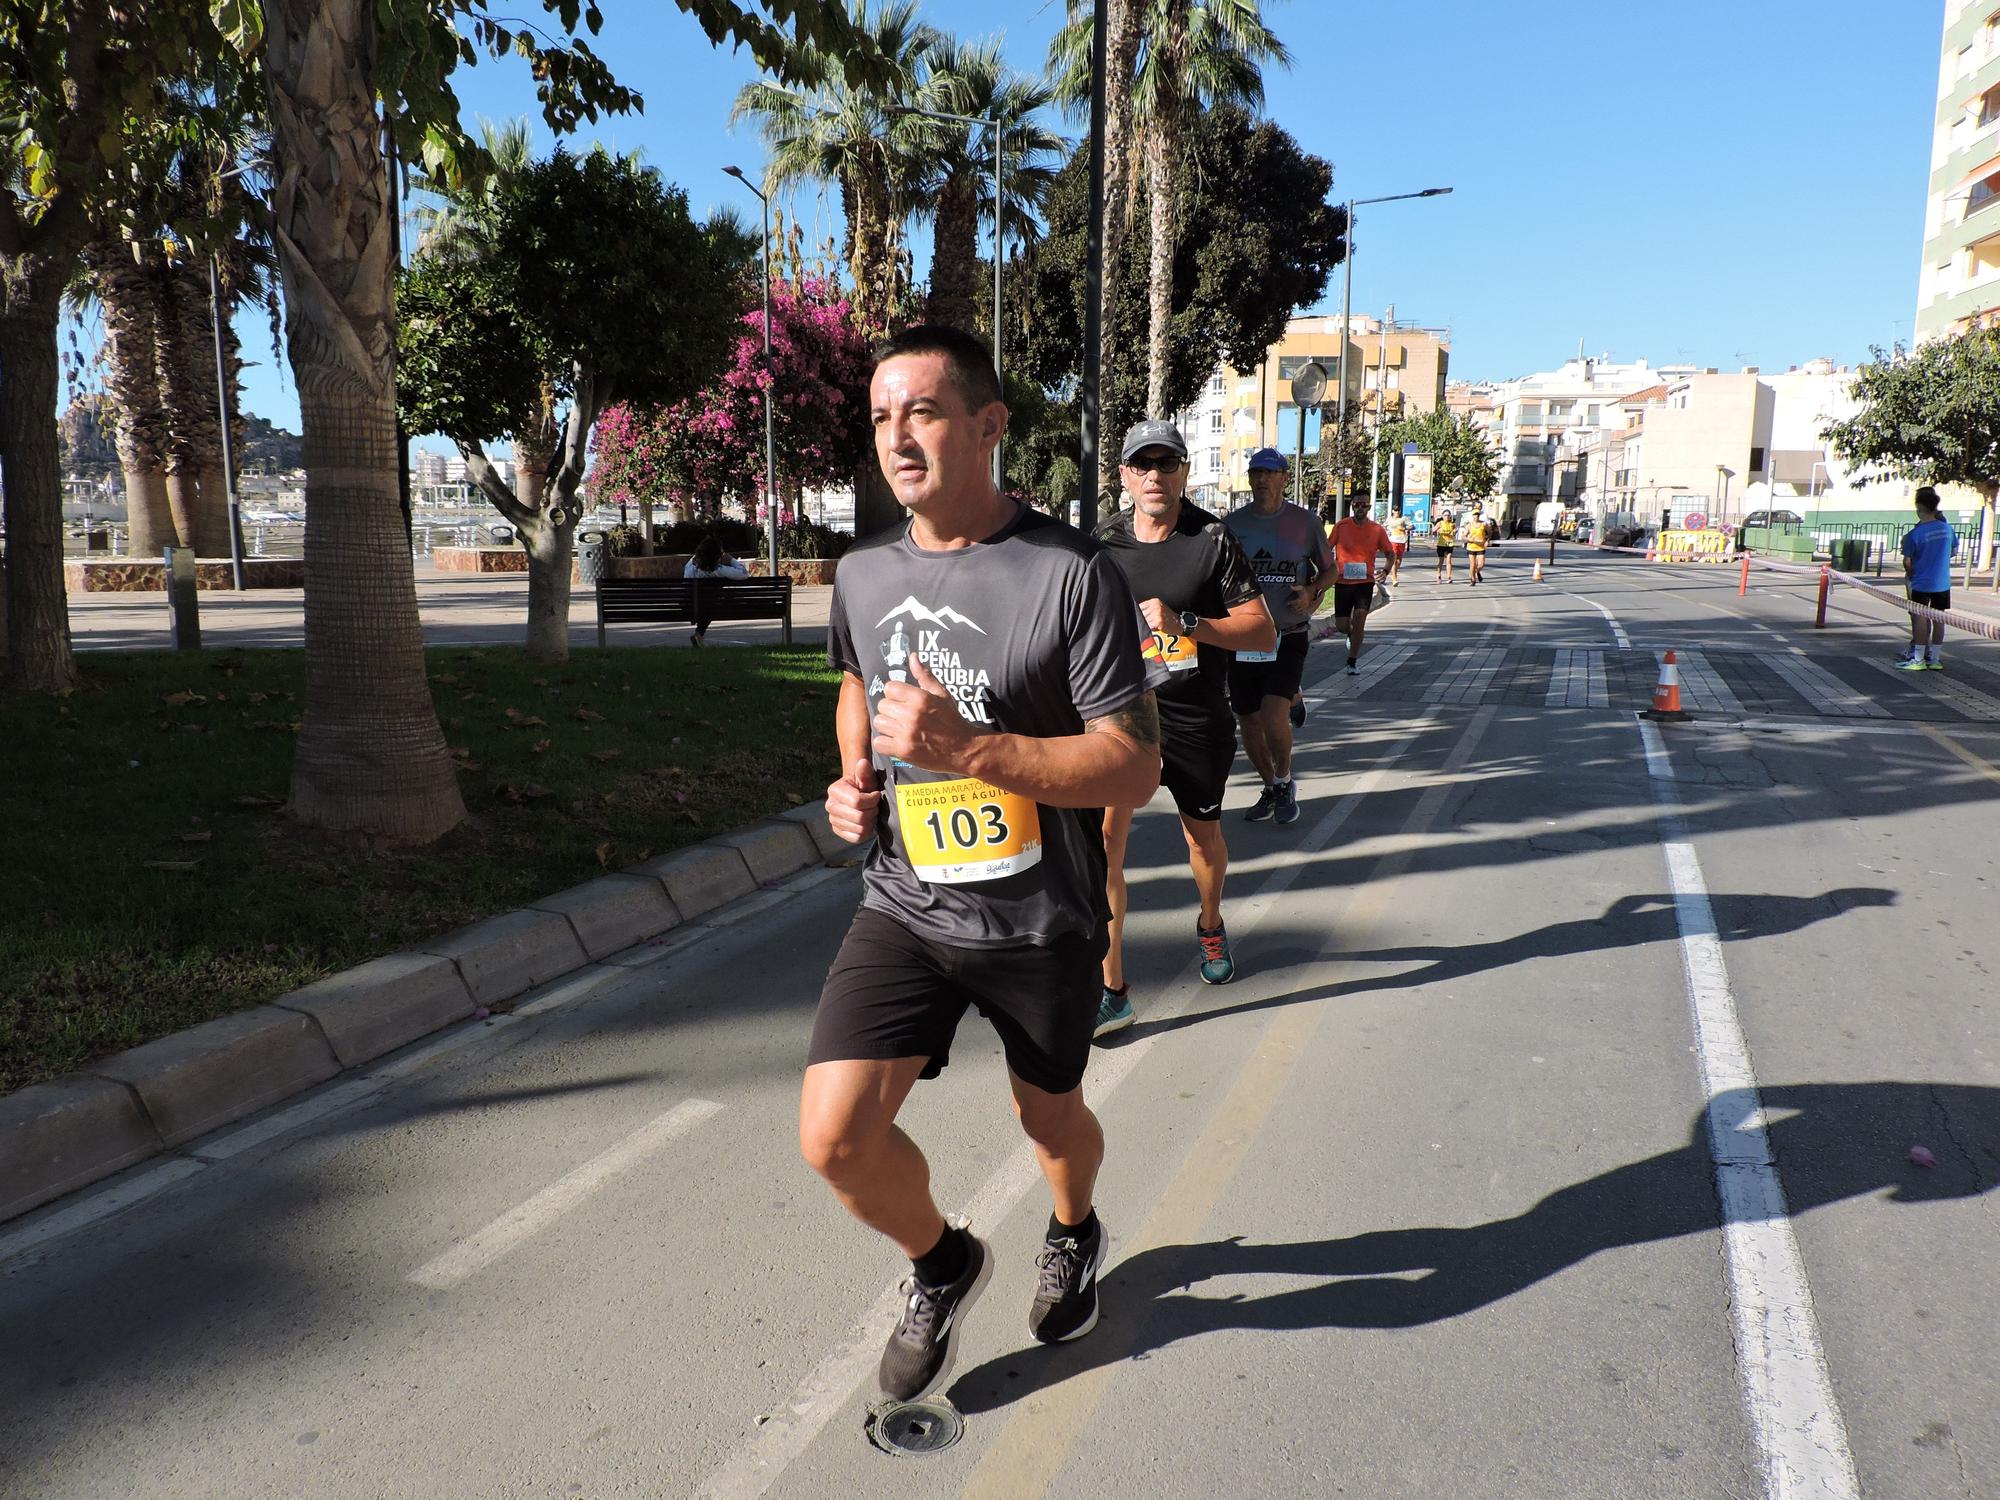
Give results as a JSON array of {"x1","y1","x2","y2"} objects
[{"x1": 1898, "y1": 486, "x2": 1957, "y2": 671}]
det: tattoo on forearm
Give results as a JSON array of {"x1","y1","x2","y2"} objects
[{"x1": 1089, "y1": 692, "x2": 1160, "y2": 751}]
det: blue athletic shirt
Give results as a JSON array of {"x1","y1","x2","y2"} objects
[{"x1": 1901, "y1": 516, "x2": 1957, "y2": 594}]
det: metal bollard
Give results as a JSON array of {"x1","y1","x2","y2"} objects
[
  {"x1": 164, "y1": 545, "x2": 201, "y2": 650},
  {"x1": 1814, "y1": 565, "x2": 1830, "y2": 629},
  {"x1": 1739, "y1": 554, "x2": 1750, "y2": 596}
]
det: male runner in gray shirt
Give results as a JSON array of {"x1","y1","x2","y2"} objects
[{"x1": 809, "y1": 325, "x2": 1165, "y2": 1405}]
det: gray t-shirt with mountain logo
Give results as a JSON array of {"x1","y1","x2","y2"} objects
[{"x1": 828, "y1": 504, "x2": 1164, "y2": 947}]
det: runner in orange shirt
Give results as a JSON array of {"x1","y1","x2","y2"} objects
[{"x1": 1318, "y1": 495, "x2": 1398, "y2": 675}]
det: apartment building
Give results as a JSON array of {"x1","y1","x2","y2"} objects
[
  {"x1": 1484, "y1": 356, "x2": 1693, "y2": 528},
  {"x1": 1918, "y1": 1, "x2": 2000, "y2": 339},
  {"x1": 1173, "y1": 312, "x2": 1451, "y2": 505}
]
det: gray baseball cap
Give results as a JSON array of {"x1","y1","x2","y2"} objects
[{"x1": 1119, "y1": 419, "x2": 1188, "y2": 464}]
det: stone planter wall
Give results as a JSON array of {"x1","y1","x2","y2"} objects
[
  {"x1": 604, "y1": 553, "x2": 694, "y2": 579},
  {"x1": 433, "y1": 546, "x2": 579, "y2": 583},
  {"x1": 744, "y1": 558, "x2": 840, "y2": 586},
  {"x1": 63, "y1": 558, "x2": 306, "y2": 592}
]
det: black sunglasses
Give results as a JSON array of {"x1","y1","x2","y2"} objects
[{"x1": 1123, "y1": 453, "x2": 1185, "y2": 474}]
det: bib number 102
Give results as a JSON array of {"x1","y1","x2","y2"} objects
[{"x1": 923, "y1": 802, "x2": 1011, "y2": 853}]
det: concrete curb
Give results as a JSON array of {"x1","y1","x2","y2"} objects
[{"x1": 0, "y1": 802, "x2": 845, "y2": 1227}]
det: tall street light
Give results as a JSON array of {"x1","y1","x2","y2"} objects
[
  {"x1": 889, "y1": 105, "x2": 1007, "y2": 487},
  {"x1": 723, "y1": 165, "x2": 781, "y2": 580},
  {"x1": 1332, "y1": 187, "x2": 1451, "y2": 508}
]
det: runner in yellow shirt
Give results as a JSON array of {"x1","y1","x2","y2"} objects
[
  {"x1": 1465, "y1": 508, "x2": 1493, "y2": 585},
  {"x1": 1434, "y1": 512, "x2": 1457, "y2": 583}
]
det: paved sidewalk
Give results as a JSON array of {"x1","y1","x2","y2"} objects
[{"x1": 68, "y1": 564, "x2": 834, "y2": 652}]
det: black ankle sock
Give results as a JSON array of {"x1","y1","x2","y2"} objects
[
  {"x1": 1105, "y1": 981, "x2": 1128, "y2": 997},
  {"x1": 1047, "y1": 1208, "x2": 1099, "y2": 1243},
  {"x1": 912, "y1": 1223, "x2": 970, "y2": 1288}
]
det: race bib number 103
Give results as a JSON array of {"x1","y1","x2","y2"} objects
[{"x1": 893, "y1": 775, "x2": 1043, "y2": 884}]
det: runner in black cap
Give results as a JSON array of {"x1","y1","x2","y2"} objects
[{"x1": 1092, "y1": 419, "x2": 1276, "y2": 1036}]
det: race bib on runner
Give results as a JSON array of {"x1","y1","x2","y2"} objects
[
  {"x1": 1341, "y1": 561, "x2": 1370, "y2": 580},
  {"x1": 1143, "y1": 630, "x2": 1201, "y2": 674},
  {"x1": 893, "y1": 774, "x2": 1043, "y2": 884}
]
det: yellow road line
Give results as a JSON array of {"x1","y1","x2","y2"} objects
[{"x1": 1919, "y1": 722, "x2": 2000, "y2": 787}]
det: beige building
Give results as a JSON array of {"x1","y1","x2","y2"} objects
[
  {"x1": 1174, "y1": 312, "x2": 1451, "y2": 504},
  {"x1": 1918, "y1": 1, "x2": 2000, "y2": 339}
]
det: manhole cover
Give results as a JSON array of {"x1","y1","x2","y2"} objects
[{"x1": 865, "y1": 1397, "x2": 964, "y2": 1456}]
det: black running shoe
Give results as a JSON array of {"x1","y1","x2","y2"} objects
[
  {"x1": 1289, "y1": 697, "x2": 1306, "y2": 728},
  {"x1": 1245, "y1": 783, "x2": 1280, "y2": 822},
  {"x1": 1029, "y1": 1220, "x2": 1108, "y2": 1344},
  {"x1": 1273, "y1": 778, "x2": 1301, "y2": 826},
  {"x1": 878, "y1": 1230, "x2": 991, "y2": 1401}
]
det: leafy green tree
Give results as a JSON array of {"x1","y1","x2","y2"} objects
[
  {"x1": 1, "y1": 0, "x2": 211, "y2": 692},
  {"x1": 1375, "y1": 407, "x2": 1497, "y2": 505},
  {"x1": 1823, "y1": 330, "x2": 2000, "y2": 569},
  {"x1": 1017, "y1": 104, "x2": 1344, "y2": 515},
  {"x1": 1303, "y1": 411, "x2": 1373, "y2": 514},
  {"x1": 399, "y1": 148, "x2": 754, "y2": 662}
]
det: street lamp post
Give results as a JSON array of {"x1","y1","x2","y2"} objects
[
  {"x1": 723, "y1": 166, "x2": 780, "y2": 580},
  {"x1": 890, "y1": 104, "x2": 1008, "y2": 488},
  {"x1": 1334, "y1": 187, "x2": 1450, "y2": 508}
]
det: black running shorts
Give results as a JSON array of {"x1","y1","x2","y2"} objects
[
  {"x1": 1160, "y1": 721, "x2": 1236, "y2": 822},
  {"x1": 1228, "y1": 629, "x2": 1309, "y2": 715},
  {"x1": 1332, "y1": 582, "x2": 1372, "y2": 619},
  {"x1": 809, "y1": 907, "x2": 1109, "y2": 1095},
  {"x1": 1911, "y1": 587, "x2": 1952, "y2": 610}
]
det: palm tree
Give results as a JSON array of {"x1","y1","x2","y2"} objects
[
  {"x1": 1052, "y1": 1, "x2": 1287, "y2": 420},
  {"x1": 914, "y1": 38, "x2": 1065, "y2": 337},
  {"x1": 1050, "y1": 0, "x2": 1144, "y2": 512},
  {"x1": 261, "y1": 0, "x2": 467, "y2": 844},
  {"x1": 729, "y1": 0, "x2": 941, "y2": 337},
  {"x1": 79, "y1": 232, "x2": 175, "y2": 556}
]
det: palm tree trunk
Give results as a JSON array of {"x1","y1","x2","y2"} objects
[
  {"x1": 0, "y1": 255, "x2": 80, "y2": 691},
  {"x1": 262, "y1": 0, "x2": 466, "y2": 844},
  {"x1": 1097, "y1": 0, "x2": 1143, "y2": 515},
  {"x1": 1144, "y1": 87, "x2": 1183, "y2": 420},
  {"x1": 847, "y1": 153, "x2": 894, "y2": 337},
  {"x1": 924, "y1": 170, "x2": 983, "y2": 334},
  {"x1": 87, "y1": 235, "x2": 177, "y2": 555}
]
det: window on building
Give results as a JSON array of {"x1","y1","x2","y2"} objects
[
  {"x1": 1749, "y1": 446, "x2": 1765, "y2": 473},
  {"x1": 1548, "y1": 400, "x2": 1574, "y2": 417},
  {"x1": 1586, "y1": 403, "x2": 1601, "y2": 425},
  {"x1": 1210, "y1": 410, "x2": 1223, "y2": 433},
  {"x1": 1209, "y1": 374, "x2": 1224, "y2": 395},
  {"x1": 1518, "y1": 402, "x2": 1542, "y2": 423},
  {"x1": 1208, "y1": 449, "x2": 1221, "y2": 474},
  {"x1": 1971, "y1": 170, "x2": 2000, "y2": 219},
  {"x1": 1386, "y1": 369, "x2": 1400, "y2": 391}
]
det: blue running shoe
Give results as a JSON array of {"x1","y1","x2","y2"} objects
[
  {"x1": 1245, "y1": 783, "x2": 1279, "y2": 822},
  {"x1": 1093, "y1": 987, "x2": 1134, "y2": 1040},
  {"x1": 1197, "y1": 923, "x2": 1235, "y2": 984},
  {"x1": 1273, "y1": 778, "x2": 1301, "y2": 825}
]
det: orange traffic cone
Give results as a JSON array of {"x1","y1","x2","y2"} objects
[
  {"x1": 1532, "y1": 559, "x2": 1545, "y2": 582},
  {"x1": 1647, "y1": 650, "x2": 1691, "y2": 721}
]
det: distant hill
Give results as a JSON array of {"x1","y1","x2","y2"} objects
[{"x1": 59, "y1": 398, "x2": 304, "y2": 478}]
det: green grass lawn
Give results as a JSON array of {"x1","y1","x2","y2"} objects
[{"x1": 0, "y1": 644, "x2": 840, "y2": 1095}]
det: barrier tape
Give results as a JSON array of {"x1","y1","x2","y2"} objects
[{"x1": 1585, "y1": 542, "x2": 2000, "y2": 645}]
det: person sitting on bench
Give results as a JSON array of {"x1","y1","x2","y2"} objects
[{"x1": 683, "y1": 536, "x2": 750, "y2": 645}]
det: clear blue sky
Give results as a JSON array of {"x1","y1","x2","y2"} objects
[{"x1": 220, "y1": 0, "x2": 1938, "y2": 442}]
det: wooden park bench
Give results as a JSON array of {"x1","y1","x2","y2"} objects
[{"x1": 593, "y1": 575, "x2": 794, "y2": 647}]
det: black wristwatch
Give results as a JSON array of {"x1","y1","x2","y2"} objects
[{"x1": 1178, "y1": 609, "x2": 1201, "y2": 635}]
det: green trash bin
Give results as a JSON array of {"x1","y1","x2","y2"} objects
[{"x1": 1830, "y1": 537, "x2": 1867, "y2": 573}]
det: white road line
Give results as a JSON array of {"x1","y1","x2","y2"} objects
[
  {"x1": 407, "y1": 1098, "x2": 723, "y2": 1291},
  {"x1": 1638, "y1": 720, "x2": 1859, "y2": 1500},
  {"x1": 1558, "y1": 590, "x2": 1633, "y2": 650},
  {"x1": 697, "y1": 709, "x2": 1463, "y2": 1500}
]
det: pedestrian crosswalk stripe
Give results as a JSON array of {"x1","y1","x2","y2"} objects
[
  {"x1": 1662, "y1": 649, "x2": 1744, "y2": 715},
  {"x1": 1765, "y1": 654, "x2": 1891, "y2": 718},
  {"x1": 1545, "y1": 648, "x2": 1608, "y2": 708}
]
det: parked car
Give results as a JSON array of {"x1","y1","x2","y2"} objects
[{"x1": 1740, "y1": 509, "x2": 1804, "y2": 530}]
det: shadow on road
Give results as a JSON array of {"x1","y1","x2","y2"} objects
[
  {"x1": 1129, "y1": 889, "x2": 1895, "y2": 1040},
  {"x1": 949, "y1": 1080, "x2": 2000, "y2": 1416}
]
